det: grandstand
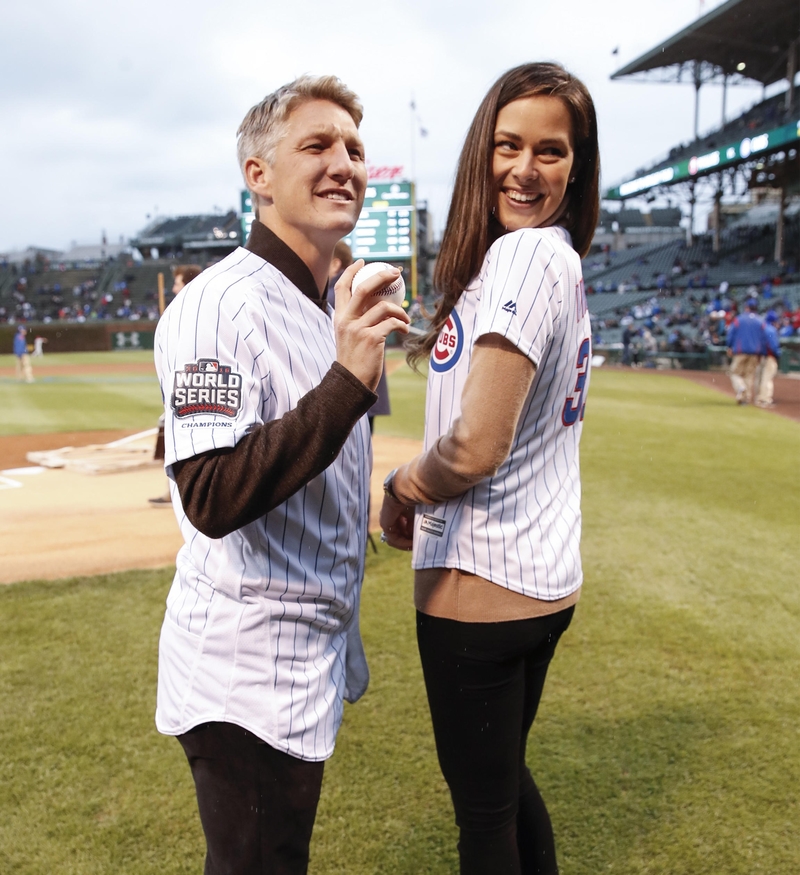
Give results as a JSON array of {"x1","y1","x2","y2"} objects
[
  {"x1": 589, "y1": 0, "x2": 800, "y2": 367},
  {"x1": 130, "y1": 211, "x2": 241, "y2": 260},
  {"x1": 3, "y1": 0, "x2": 800, "y2": 375},
  {"x1": 0, "y1": 211, "x2": 241, "y2": 328},
  {"x1": 605, "y1": 0, "x2": 799, "y2": 258}
]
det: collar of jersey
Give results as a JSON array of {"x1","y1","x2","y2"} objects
[{"x1": 244, "y1": 220, "x2": 327, "y2": 310}]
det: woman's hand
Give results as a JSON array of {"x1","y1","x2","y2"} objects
[{"x1": 379, "y1": 494, "x2": 414, "y2": 551}]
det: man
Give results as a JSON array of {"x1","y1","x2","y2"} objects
[
  {"x1": 755, "y1": 310, "x2": 780, "y2": 408},
  {"x1": 13, "y1": 326, "x2": 34, "y2": 383},
  {"x1": 621, "y1": 322, "x2": 633, "y2": 366},
  {"x1": 726, "y1": 299, "x2": 765, "y2": 405},
  {"x1": 171, "y1": 263, "x2": 202, "y2": 296},
  {"x1": 327, "y1": 241, "x2": 392, "y2": 432},
  {"x1": 153, "y1": 75, "x2": 408, "y2": 874}
]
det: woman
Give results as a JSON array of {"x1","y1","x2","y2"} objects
[{"x1": 380, "y1": 63, "x2": 599, "y2": 874}]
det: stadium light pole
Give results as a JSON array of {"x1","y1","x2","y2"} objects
[
  {"x1": 409, "y1": 97, "x2": 429, "y2": 303},
  {"x1": 410, "y1": 98, "x2": 418, "y2": 302}
]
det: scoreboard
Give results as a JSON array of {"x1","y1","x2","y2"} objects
[
  {"x1": 239, "y1": 180, "x2": 415, "y2": 261},
  {"x1": 240, "y1": 191, "x2": 255, "y2": 242},
  {"x1": 343, "y1": 182, "x2": 414, "y2": 260}
]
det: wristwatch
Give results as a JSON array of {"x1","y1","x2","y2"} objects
[{"x1": 383, "y1": 468, "x2": 399, "y2": 502}]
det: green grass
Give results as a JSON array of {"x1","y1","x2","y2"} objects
[
  {"x1": 2, "y1": 367, "x2": 799, "y2": 872},
  {"x1": 0, "y1": 349, "x2": 426, "y2": 441},
  {"x1": 0, "y1": 351, "x2": 162, "y2": 437},
  {"x1": 0, "y1": 351, "x2": 158, "y2": 369},
  {"x1": 374, "y1": 350, "x2": 427, "y2": 441},
  {"x1": 0, "y1": 571, "x2": 202, "y2": 874}
]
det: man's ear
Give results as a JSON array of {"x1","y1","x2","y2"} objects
[{"x1": 244, "y1": 157, "x2": 273, "y2": 205}]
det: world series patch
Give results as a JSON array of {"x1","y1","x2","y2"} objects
[{"x1": 172, "y1": 358, "x2": 242, "y2": 418}]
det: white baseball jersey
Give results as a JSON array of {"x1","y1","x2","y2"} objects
[
  {"x1": 154, "y1": 246, "x2": 371, "y2": 762},
  {"x1": 412, "y1": 225, "x2": 590, "y2": 600}
]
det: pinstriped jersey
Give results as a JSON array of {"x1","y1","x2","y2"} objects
[
  {"x1": 412, "y1": 226, "x2": 590, "y2": 600},
  {"x1": 154, "y1": 247, "x2": 370, "y2": 762}
]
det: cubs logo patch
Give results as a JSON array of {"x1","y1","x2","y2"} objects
[
  {"x1": 172, "y1": 358, "x2": 242, "y2": 418},
  {"x1": 430, "y1": 310, "x2": 464, "y2": 373}
]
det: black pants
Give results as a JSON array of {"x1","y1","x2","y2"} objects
[
  {"x1": 178, "y1": 722, "x2": 325, "y2": 875},
  {"x1": 416, "y1": 607, "x2": 574, "y2": 875}
]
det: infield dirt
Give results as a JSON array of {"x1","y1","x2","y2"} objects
[
  {"x1": 2, "y1": 369, "x2": 797, "y2": 585},
  {"x1": 0, "y1": 431, "x2": 422, "y2": 585}
]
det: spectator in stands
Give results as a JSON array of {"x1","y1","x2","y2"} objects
[
  {"x1": 641, "y1": 327, "x2": 657, "y2": 362},
  {"x1": 778, "y1": 313, "x2": 795, "y2": 338},
  {"x1": 726, "y1": 298, "x2": 766, "y2": 405},
  {"x1": 13, "y1": 325, "x2": 34, "y2": 383},
  {"x1": 755, "y1": 311, "x2": 780, "y2": 409}
]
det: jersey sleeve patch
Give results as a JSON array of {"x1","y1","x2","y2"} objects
[
  {"x1": 430, "y1": 310, "x2": 465, "y2": 373},
  {"x1": 172, "y1": 358, "x2": 243, "y2": 419}
]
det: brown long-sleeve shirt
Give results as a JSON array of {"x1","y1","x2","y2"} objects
[{"x1": 172, "y1": 221, "x2": 377, "y2": 539}]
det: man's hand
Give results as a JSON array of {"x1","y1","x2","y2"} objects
[
  {"x1": 334, "y1": 260, "x2": 410, "y2": 392},
  {"x1": 379, "y1": 493, "x2": 414, "y2": 551}
]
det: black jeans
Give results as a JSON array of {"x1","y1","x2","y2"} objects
[
  {"x1": 416, "y1": 607, "x2": 574, "y2": 875},
  {"x1": 178, "y1": 722, "x2": 325, "y2": 875}
]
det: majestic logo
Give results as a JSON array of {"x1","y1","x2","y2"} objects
[
  {"x1": 502, "y1": 300, "x2": 517, "y2": 315},
  {"x1": 172, "y1": 358, "x2": 242, "y2": 418},
  {"x1": 419, "y1": 514, "x2": 446, "y2": 537},
  {"x1": 430, "y1": 310, "x2": 464, "y2": 373}
]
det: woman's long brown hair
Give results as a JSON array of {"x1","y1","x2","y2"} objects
[{"x1": 407, "y1": 62, "x2": 600, "y2": 369}]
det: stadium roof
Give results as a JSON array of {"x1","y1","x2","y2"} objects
[{"x1": 612, "y1": 0, "x2": 800, "y2": 87}]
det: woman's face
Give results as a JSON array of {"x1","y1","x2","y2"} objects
[{"x1": 491, "y1": 95, "x2": 575, "y2": 233}]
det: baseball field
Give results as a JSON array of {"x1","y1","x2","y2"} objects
[{"x1": 1, "y1": 351, "x2": 799, "y2": 874}]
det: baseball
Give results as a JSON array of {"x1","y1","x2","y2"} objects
[{"x1": 351, "y1": 262, "x2": 406, "y2": 308}]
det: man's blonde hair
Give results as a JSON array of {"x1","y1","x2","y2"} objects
[{"x1": 236, "y1": 75, "x2": 363, "y2": 196}]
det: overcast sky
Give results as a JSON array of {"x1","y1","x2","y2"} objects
[{"x1": 0, "y1": 0, "x2": 768, "y2": 253}]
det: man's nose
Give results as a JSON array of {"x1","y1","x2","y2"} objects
[{"x1": 328, "y1": 141, "x2": 355, "y2": 179}]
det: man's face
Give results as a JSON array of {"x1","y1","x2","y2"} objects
[{"x1": 259, "y1": 99, "x2": 366, "y2": 252}]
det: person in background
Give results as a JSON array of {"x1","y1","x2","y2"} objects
[
  {"x1": 621, "y1": 322, "x2": 633, "y2": 365},
  {"x1": 755, "y1": 309, "x2": 780, "y2": 408},
  {"x1": 171, "y1": 263, "x2": 202, "y2": 297},
  {"x1": 380, "y1": 61, "x2": 599, "y2": 874},
  {"x1": 13, "y1": 325, "x2": 34, "y2": 383},
  {"x1": 726, "y1": 298, "x2": 766, "y2": 405},
  {"x1": 328, "y1": 241, "x2": 391, "y2": 432}
]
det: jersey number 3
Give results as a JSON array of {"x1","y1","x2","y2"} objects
[{"x1": 562, "y1": 338, "x2": 590, "y2": 426}]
